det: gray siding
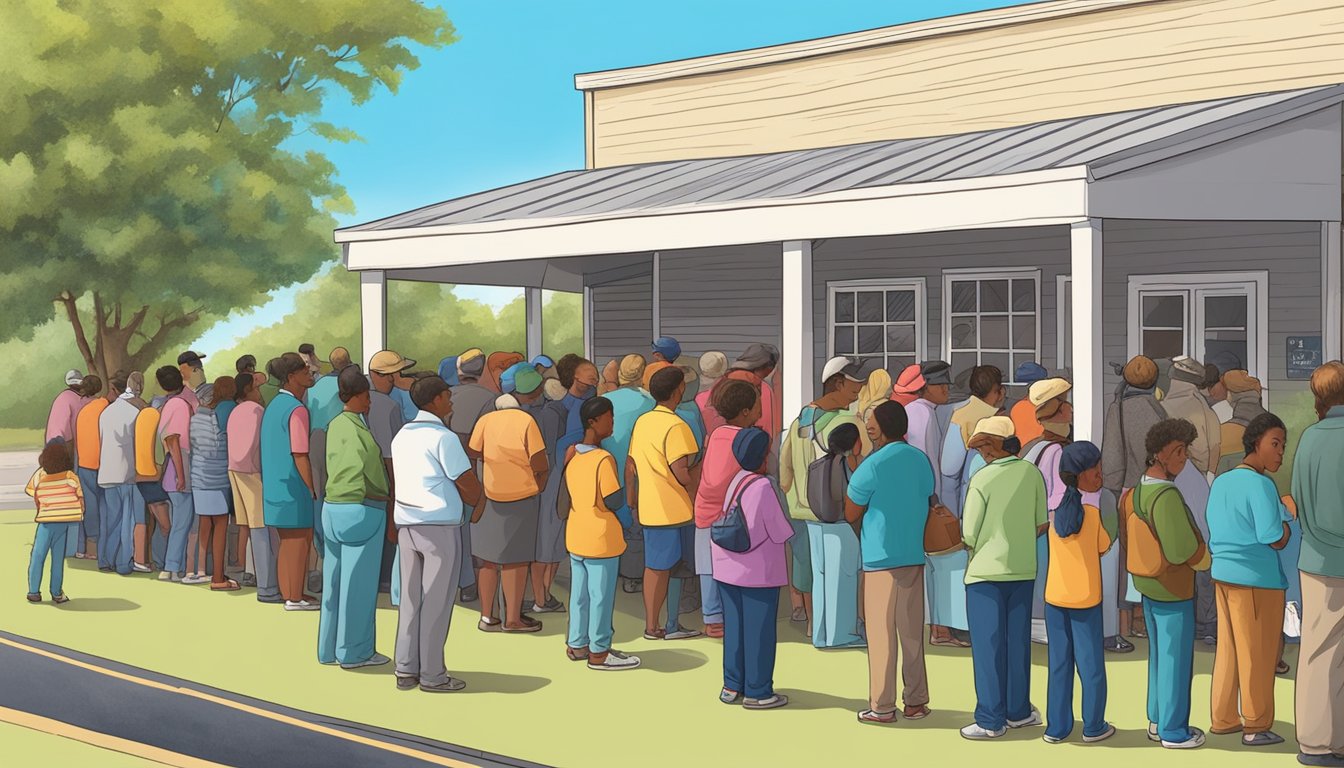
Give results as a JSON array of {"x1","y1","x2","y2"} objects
[
  {"x1": 588, "y1": 261, "x2": 653, "y2": 365},
  {"x1": 657, "y1": 244, "x2": 783, "y2": 362},
  {"x1": 1102, "y1": 220, "x2": 1323, "y2": 400},
  {"x1": 812, "y1": 227, "x2": 1072, "y2": 396}
]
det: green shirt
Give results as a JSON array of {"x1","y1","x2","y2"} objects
[
  {"x1": 1292, "y1": 407, "x2": 1344, "y2": 579},
  {"x1": 324, "y1": 411, "x2": 389, "y2": 504},
  {"x1": 1131, "y1": 477, "x2": 1207, "y2": 602},
  {"x1": 962, "y1": 456, "x2": 1048, "y2": 584}
]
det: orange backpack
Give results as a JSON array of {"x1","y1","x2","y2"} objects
[{"x1": 1120, "y1": 484, "x2": 1174, "y2": 579}]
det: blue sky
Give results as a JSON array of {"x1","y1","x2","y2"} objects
[{"x1": 194, "y1": 0, "x2": 1024, "y2": 353}]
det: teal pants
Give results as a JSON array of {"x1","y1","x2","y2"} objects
[
  {"x1": 807, "y1": 521, "x2": 863, "y2": 647},
  {"x1": 567, "y1": 555, "x2": 620, "y2": 655},
  {"x1": 1142, "y1": 597, "x2": 1196, "y2": 743},
  {"x1": 318, "y1": 502, "x2": 386, "y2": 666},
  {"x1": 28, "y1": 522, "x2": 75, "y2": 596}
]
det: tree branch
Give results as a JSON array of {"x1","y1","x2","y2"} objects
[
  {"x1": 133, "y1": 307, "x2": 204, "y2": 368},
  {"x1": 57, "y1": 291, "x2": 97, "y2": 374},
  {"x1": 123, "y1": 305, "x2": 150, "y2": 339},
  {"x1": 92, "y1": 291, "x2": 107, "y2": 378}
]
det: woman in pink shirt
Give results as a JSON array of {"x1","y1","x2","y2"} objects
[
  {"x1": 694, "y1": 380, "x2": 762, "y2": 638},
  {"x1": 713, "y1": 426, "x2": 793, "y2": 711}
]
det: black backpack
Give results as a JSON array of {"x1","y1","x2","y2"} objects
[{"x1": 806, "y1": 452, "x2": 851, "y2": 524}]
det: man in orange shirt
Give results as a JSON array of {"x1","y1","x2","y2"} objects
[
  {"x1": 1011, "y1": 362, "x2": 1049, "y2": 444},
  {"x1": 74, "y1": 375, "x2": 113, "y2": 563}
]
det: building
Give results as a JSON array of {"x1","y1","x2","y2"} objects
[{"x1": 337, "y1": 0, "x2": 1344, "y2": 443}]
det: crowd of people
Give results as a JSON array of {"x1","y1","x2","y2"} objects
[{"x1": 22, "y1": 337, "x2": 1344, "y2": 763}]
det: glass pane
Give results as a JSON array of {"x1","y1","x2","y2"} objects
[
  {"x1": 950, "y1": 281, "x2": 977, "y2": 313},
  {"x1": 834, "y1": 292, "x2": 855, "y2": 323},
  {"x1": 833, "y1": 326, "x2": 853, "y2": 355},
  {"x1": 1142, "y1": 329, "x2": 1185, "y2": 359},
  {"x1": 886, "y1": 324, "x2": 916, "y2": 354},
  {"x1": 1142, "y1": 294, "x2": 1184, "y2": 328},
  {"x1": 1204, "y1": 338, "x2": 1247, "y2": 371},
  {"x1": 1205, "y1": 295, "x2": 1247, "y2": 329},
  {"x1": 982, "y1": 352, "x2": 1011, "y2": 379},
  {"x1": 982, "y1": 316, "x2": 1009, "y2": 348},
  {"x1": 950, "y1": 352, "x2": 978, "y2": 392},
  {"x1": 1012, "y1": 314, "x2": 1036, "y2": 349},
  {"x1": 857, "y1": 291, "x2": 884, "y2": 323},
  {"x1": 886, "y1": 290, "x2": 916, "y2": 323},
  {"x1": 886, "y1": 355, "x2": 915, "y2": 376},
  {"x1": 858, "y1": 325, "x2": 883, "y2": 354},
  {"x1": 1012, "y1": 279, "x2": 1035, "y2": 311},
  {"x1": 948, "y1": 317, "x2": 977, "y2": 350},
  {"x1": 981, "y1": 280, "x2": 1009, "y2": 313}
]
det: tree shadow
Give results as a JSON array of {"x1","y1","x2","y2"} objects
[
  {"x1": 55, "y1": 597, "x2": 140, "y2": 612},
  {"x1": 634, "y1": 648, "x2": 709, "y2": 673}
]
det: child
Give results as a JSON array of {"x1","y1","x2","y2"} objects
[{"x1": 25, "y1": 439, "x2": 85, "y2": 603}]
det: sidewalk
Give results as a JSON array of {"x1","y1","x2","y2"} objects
[{"x1": 0, "y1": 451, "x2": 38, "y2": 508}]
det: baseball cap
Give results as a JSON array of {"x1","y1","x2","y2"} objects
[
  {"x1": 369, "y1": 350, "x2": 416, "y2": 375},
  {"x1": 968, "y1": 416, "x2": 1016, "y2": 449},
  {"x1": 653, "y1": 336, "x2": 682, "y2": 362},
  {"x1": 1014, "y1": 361, "x2": 1049, "y2": 386},
  {"x1": 531, "y1": 355, "x2": 555, "y2": 370},
  {"x1": 513, "y1": 366, "x2": 544, "y2": 395},
  {"x1": 1170, "y1": 355, "x2": 1206, "y2": 384},
  {"x1": 1028, "y1": 378, "x2": 1072, "y2": 407},
  {"x1": 500, "y1": 361, "x2": 532, "y2": 393},
  {"x1": 919, "y1": 361, "x2": 952, "y2": 386},
  {"x1": 177, "y1": 351, "x2": 206, "y2": 366},
  {"x1": 65, "y1": 369, "x2": 84, "y2": 386},
  {"x1": 821, "y1": 356, "x2": 868, "y2": 384}
]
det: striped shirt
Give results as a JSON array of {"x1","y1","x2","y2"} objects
[{"x1": 25, "y1": 469, "x2": 84, "y2": 523}]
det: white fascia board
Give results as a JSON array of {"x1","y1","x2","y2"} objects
[{"x1": 340, "y1": 167, "x2": 1089, "y2": 271}]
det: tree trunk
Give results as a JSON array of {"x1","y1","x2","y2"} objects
[{"x1": 57, "y1": 292, "x2": 201, "y2": 390}]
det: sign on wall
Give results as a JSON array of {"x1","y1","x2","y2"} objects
[{"x1": 1287, "y1": 336, "x2": 1323, "y2": 380}]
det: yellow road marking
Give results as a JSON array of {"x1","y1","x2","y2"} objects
[
  {"x1": 0, "y1": 705, "x2": 231, "y2": 768},
  {"x1": 0, "y1": 636, "x2": 477, "y2": 768}
]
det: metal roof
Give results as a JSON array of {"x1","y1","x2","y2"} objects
[{"x1": 342, "y1": 85, "x2": 1344, "y2": 235}]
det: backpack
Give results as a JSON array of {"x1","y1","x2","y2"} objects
[
  {"x1": 805, "y1": 453, "x2": 851, "y2": 524},
  {"x1": 1121, "y1": 483, "x2": 1176, "y2": 578},
  {"x1": 712, "y1": 475, "x2": 767, "y2": 553}
]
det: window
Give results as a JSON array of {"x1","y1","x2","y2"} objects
[
  {"x1": 1127, "y1": 272, "x2": 1266, "y2": 383},
  {"x1": 943, "y1": 270, "x2": 1040, "y2": 386},
  {"x1": 828, "y1": 279, "x2": 925, "y2": 373}
]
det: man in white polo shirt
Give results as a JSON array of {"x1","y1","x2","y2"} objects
[{"x1": 391, "y1": 375, "x2": 484, "y2": 694}]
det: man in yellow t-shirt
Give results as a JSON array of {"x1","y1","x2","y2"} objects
[
  {"x1": 628, "y1": 365, "x2": 700, "y2": 641},
  {"x1": 133, "y1": 385, "x2": 170, "y2": 572}
]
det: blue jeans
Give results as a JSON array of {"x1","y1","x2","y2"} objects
[
  {"x1": 164, "y1": 491, "x2": 195, "y2": 573},
  {"x1": 318, "y1": 502, "x2": 386, "y2": 665},
  {"x1": 718, "y1": 582, "x2": 779, "y2": 700},
  {"x1": 787, "y1": 518, "x2": 812, "y2": 593},
  {"x1": 567, "y1": 555, "x2": 620, "y2": 655},
  {"x1": 98, "y1": 484, "x2": 137, "y2": 575},
  {"x1": 1045, "y1": 602, "x2": 1108, "y2": 740},
  {"x1": 967, "y1": 580, "x2": 1034, "y2": 731},
  {"x1": 700, "y1": 575, "x2": 723, "y2": 625},
  {"x1": 807, "y1": 521, "x2": 863, "y2": 647},
  {"x1": 29, "y1": 522, "x2": 74, "y2": 595},
  {"x1": 1143, "y1": 597, "x2": 1196, "y2": 743},
  {"x1": 75, "y1": 466, "x2": 102, "y2": 556}
]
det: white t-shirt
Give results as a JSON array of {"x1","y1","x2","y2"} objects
[{"x1": 391, "y1": 411, "x2": 471, "y2": 526}]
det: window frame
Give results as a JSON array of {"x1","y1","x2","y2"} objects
[
  {"x1": 826, "y1": 277, "x2": 927, "y2": 371},
  {"x1": 941, "y1": 267, "x2": 1042, "y2": 386}
]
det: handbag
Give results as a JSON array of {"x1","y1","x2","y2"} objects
[
  {"x1": 923, "y1": 502, "x2": 963, "y2": 555},
  {"x1": 712, "y1": 475, "x2": 766, "y2": 554}
]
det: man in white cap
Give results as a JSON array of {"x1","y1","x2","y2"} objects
[
  {"x1": 1161, "y1": 356, "x2": 1221, "y2": 476},
  {"x1": 779, "y1": 356, "x2": 868, "y2": 632},
  {"x1": 46, "y1": 369, "x2": 89, "y2": 449}
]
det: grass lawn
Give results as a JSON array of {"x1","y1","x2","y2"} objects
[
  {"x1": 0, "y1": 428, "x2": 44, "y2": 452},
  {"x1": 1, "y1": 507, "x2": 1300, "y2": 768},
  {"x1": 0, "y1": 720, "x2": 163, "y2": 767}
]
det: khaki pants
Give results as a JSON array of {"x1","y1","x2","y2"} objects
[
  {"x1": 1297, "y1": 572, "x2": 1344, "y2": 756},
  {"x1": 863, "y1": 565, "x2": 928, "y2": 713},
  {"x1": 1210, "y1": 582, "x2": 1283, "y2": 734}
]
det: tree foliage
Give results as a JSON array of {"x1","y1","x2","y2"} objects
[{"x1": 0, "y1": 0, "x2": 454, "y2": 380}]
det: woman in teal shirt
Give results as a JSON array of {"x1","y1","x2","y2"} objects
[{"x1": 318, "y1": 366, "x2": 391, "y2": 670}]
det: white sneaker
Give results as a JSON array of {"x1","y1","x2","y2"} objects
[
  {"x1": 131, "y1": 563, "x2": 153, "y2": 573},
  {"x1": 284, "y1": 600, "x2": 319, "y2": 612},
  {"x1": 1161, "y1": 727, "x2": 1206, "y2": 749},
  {"x1": 340, "y1": 652, "x2": 390, "y2": 670},
  {"x1": 961, "y1": 723, "x2": 1007, "y2": 740},
  {"x1": 588, "y1": 650, "x2": 641, "y2": 671},
  {"x1": 1030, "y1": 618, "x2": 1050, "y2": 645},
  {"x1": 1007, "y1": 707, "x2": 1043, "y2": 728},
  {"x1": 158, "y1": 571, "x2": 182, "y2": 582},
  {"x1": 663, "y1": 626, "x2": 702, "y2": 641},
  {"x1": 181, "y1": 573, "x2": 211, "y2": 585},
  {"x1": 1148, "y1": 723, "x2": 1161, "y2": 742}
]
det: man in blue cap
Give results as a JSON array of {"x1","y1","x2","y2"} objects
[
  {"x1": 652, "y1": 337, "x2": 681, "y2": 365},
  {"x1": 531, "y1": 355, "x2": 555, "y2": 378}
]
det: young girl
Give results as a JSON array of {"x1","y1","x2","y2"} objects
[{"x1": 25, "y1": 440, "x2": 85, "y2": 603}]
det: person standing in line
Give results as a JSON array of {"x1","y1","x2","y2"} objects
[
  {"x1": 96, "y1": 374, "x2": 142, "y2": 576},
  {"x1": 527, "y1": 357, "x2": 577, "y2": 615},
  {"x1": 25, "y1": 440, "x2": 84, "y2": 604},
  {"x1": 260, "y1": 353, "x2": 318, "y2": 611},
  {"x1": 1123, "y1": 418, "x2": 1209, "y2": 750},
  {"x1": 848, "y1": 401, "x2": 935, "y2": 724},
  {"x1": 484, "y1": 351, "x2": 525, "y2": 394},
  {"x1": 1020, "y1": 378, "x2": 1076, "y2": 646},
  {"x1": 318, "y1": 367, "x2": 392, "y2": 669},
  {"x1": 598, "y1": 359, "x2": 620, "y2": 396},
  {"x1": 1291, "y1": 361, "x2": 1344, "y2": 768},
  {"x1": 959, "y1": 416, "x2": 1047, "y2": 740},
  {"x1": 562, "y1": 396, "x2": 642, "y2": 671},
  {"x1": 1010, "y1": 362, "x2": 1050, "y2": 444},
  {"x1": 155, "y1": 367, "x2": 198, "y2": 582},
  {"x1": 652, "y1": 336, "x2": 682, "y2": 365},
  {"x1": 714, "y1": 427, "x2": 793, "y2": 710},
  {"x1": 448, "y1": 349, "x2": 494, "y2": 604},
  {"x1": 394, "y1": 376, "x2": 486, "y2": 690},
  {"x1": 1206, "y1": 412, "x2": 1291, "y2": 747},
  {"x1": 368, "y1": 350, "x2": 414, "y2": 581},
  {"x1": 178, "y1": 350, "x2": 212, "y2": 407},
  {"x1": 1162, "y1": 357, "x2": 1222, "y2": 476},
  {"x1": 941, "y1": 366, "x2": 1007, "y2": 520},
  {"x1": 122, "y1": 372, "x2": 161, "y2": 572},
  {"x1": 189, "y1": 378, "x2": 239, "y2": 590},
  {"x1": 306, "y1": 347, "x2": 352, "y2": 523},
  {"x1": 1215, "y1": 371, "x2": 1268, "y2": 477},
  {"x1": 228, "y1": 372, "x2": 282, "y2": 604},
  {"x1": 1042, "y1": 442, "x2": 1116, "y2": 744},
  {"x1": 469, "y1": 366, "x2": 549, "y2": 633},
  {"x1": 73, "y1": 375, "x2": 110, "y2": 564},
  {"x1": 603, "y1": 355, "x2": 657, "y2": 594},
  {"x1": 703, "y1": 343, "x2": 781, "y2": 444},
  {"x1": 694, "y1": 351, "x2": 729, "y2": 419},
  {"x1": 259, "y1": 357, "x2": 282, "y2": 407},
  {"x1": 46, "y1": 369, "x2": 88, "y2": 448},
  {"x1": 210, "y1": 372, "x2": 246, "y2": 586}
]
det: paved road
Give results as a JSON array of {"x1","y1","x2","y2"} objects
[
  {"x1": 0, "y1": 450, "x2": 38, "y2": 507},
  {"x1": 0, "y1": 631, "x2": 549, "y2": 768}
]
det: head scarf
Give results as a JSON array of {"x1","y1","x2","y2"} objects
[
  {"x1": 643, "y1": 361, "x2": 673, "y2": 391},
  {"x1": 732, "y1": 426, "x2": 770, "y2": 473},
  {"x1": 437, "y1": 357, "x2": 460, "y2": 387},
  {"x1": 618, "y1": 354, "x2": 646, "y2": 388},
  {"x1": 891, "y1": 364, "x2": 926, "y2": 406},
  {"x1": 494, "y1": 393, "x2": 520, "y2": 411},
  {"x1": 544, "y1": 378, "x2": 567, "y2": 401},
  {"x1": 1223, "y1": 370, "x2": 1261, "y2": 394},
  {"x1": 485, "y1": 352, "x2": 524, "y2": 393},
  {"x1": 1056, "y1": 441, "x2": 1102, "y2": 538},
  {"x1": 854, "y1": 368, "x2": 892, "y2": 418}
]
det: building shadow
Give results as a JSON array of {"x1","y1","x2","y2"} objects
[{"x1": 634, "y1": 648, "x2": 709, "y2": 673}]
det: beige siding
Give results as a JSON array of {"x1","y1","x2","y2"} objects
[{"x1": 590, "y1": 0, "x2": 1344, "y2": 167}]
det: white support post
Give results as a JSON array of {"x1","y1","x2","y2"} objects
[
  {"x1": 1324, "y1": 221, "x2": 1341, "y2": 362},
  {"x1": 359, "y1": 270, "x2": 387, "y2": 371},
  {"x1": 582, "y1": 285, "x2": 594, "y2": 361},
  {"x1": 782, "y1": 240, "x2": 815, "y2": 426},
  {"x1": 1070, "y1": 220, "x2": 1104, "y2": 443},
  {"x1": 525, "y1": 287, "x2": 544, "y2": 359},
  {"x1": 651, "y1": 252, "x2": 661, "y2": 338}
]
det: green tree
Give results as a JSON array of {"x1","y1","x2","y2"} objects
[{"x1": 0, "y1": 0, "x2": 454, "y2": 382}]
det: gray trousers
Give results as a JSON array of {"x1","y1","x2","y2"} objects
[
  {"x1": 1195, "y1": 570, "x2": 1218, "y2": 638},
  {"x1": 396, "y1": 525, "x2": 463, "y2": 687},
  {"x1": 249, "y1": 525, "x2": 281, "y2": 600}
]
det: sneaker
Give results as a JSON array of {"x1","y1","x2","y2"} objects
[
  {"x1": 588, "y1": 650, "x2": 641, "y2": 671},
  {"x1": 1148, "y1": 723, "x2": 1161, "y2": 742},
  {"x1": 961, "y1": 723, "x2": 1007, "y2": 740},
  {"x1": 719, "y1": 688, "x2": 742, "y2": 705},
  {"x1": 396, "y1": 676, "x2": 419, "y2": 691},
  {"x1": 903, "y1": 704, "x2": 931, "y2": 720},
  {"x1": 1161, "y1": 727, "x2": 1206, "y2": 749},
  {"x1": 420, "y1": 678, "x2": 467, "y2": 693},
  {"x1": 340, "y1": 653, "x2": 390, "y2": 670},
  {"x1": 131, "y1": 562, "x2": 153, "y2": 573},
  {"x1": 1007, "y1": 707, "x2": 1043, "y2": 728},
  {"x1": 858, "y1": 709, "x2": 898, "y2": 725},
  {"x1": 743, "y1": 694, "x2": 789, "y2": 710},
  {"x1": 478, "y1": 617, "x2": 503, "y2": 633},
  {"x1": 1242, "y1": 731, "x2": 1285, "y2": 747},
  {"x1": 1083, "y1": 723, "x2": 1117, "y2": 743},
  {"x1": 1297, "y1": 754, "x2": 1344, "y2": 767},
  {"x1": 531, "y1": 597, "x2": 565, "y2": 614},
  {"x1": 181, "y1": 573, "x2": 211, "y2": 585},
  {"x1": 621, "y1": 577, "x2": 642, "y2": 594},
  {"x1": 284, "y1": 600, "x2": 319, "y2": 612},
  {"x1": 235, "y1": 572, "x2": 257, "y2": 587},
  {"x1": 459, "y1": 585, "x2": 478, "y2": 603},
  {"x1": 663, "y1": 625, "x2": 702, "y2": 641},
  {"x1": 159, "y1": 571, "x2": 182, "y2": 582},
  {"x1": 1103, "y1": 636, "x2": 1135, "y2": 653},
  {"x1": 1043, "y1": 733, "x2": 1066, "y2": 744}
]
